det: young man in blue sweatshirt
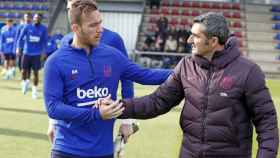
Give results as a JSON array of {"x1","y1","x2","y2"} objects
[
  {"x1": 0, "y1": 19, "x2": 17, "y2": 79},
  {"x1": 44, "y1": 1, "x2": 171, "y2": 158},
  {"x1": 47, "y1": 0, "x2": 139, "y2": 148},
  {"x1": 47, "y1": 29, "x2": 137, "y2": 144},
  {"x1": 14, "y1": 13, "x2": 33, "y2": 72},
  {"x1": 17, "y1": 13, "x2": 48, "y2": 99}
]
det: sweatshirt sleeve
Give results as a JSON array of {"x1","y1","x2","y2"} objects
[
  {"x1": 119, "y1": 58, "x2": 185, "y2": 119},
  {"x1": 244, "y1": 64, "x2": 279, "y2": 158},
  {"x1": 41, "y1": 26, "x2": 48, "y2": 52},
  {"x1": 112, "y1": 34, "x2": 134, "y2": 99},
  {"x1": 43, "y1": 58, "x2": 102, "y2": 125},
  {"x1": 0, "y1": 31, "x2": 3, "y2": 52},
  {"x1": 17, "y1": 26, "x2": 27, "y2": 50},
  {"x1": 119, "y1": 53, "x2": 172, "y2": 85}
]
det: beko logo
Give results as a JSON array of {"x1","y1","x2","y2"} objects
[{"x1": 77, "y1": 86, "x2": 109, "y2": 99}]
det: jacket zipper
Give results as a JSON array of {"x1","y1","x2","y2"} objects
[
  {"x1": 87, "y1": 53, "x2": 95, "y2": 76},
  {"x1": 201, "y1": 66, "x2": 213, "y2": 157}
]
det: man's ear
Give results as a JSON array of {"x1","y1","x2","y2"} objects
[
  {"x1": 211, "y1": 36, "x2": 219, "y2": 47},
  {"x1": 71, "y1": 24, "x2": 80, "y2": 33}
]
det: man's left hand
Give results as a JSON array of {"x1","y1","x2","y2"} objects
[{"x1": 118, "y1": 123, "x2": 134, "y2": 144}]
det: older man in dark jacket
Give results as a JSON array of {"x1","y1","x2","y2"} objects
[{"x1": 100, "y1": 12, "x2": 279, "y2": 158}]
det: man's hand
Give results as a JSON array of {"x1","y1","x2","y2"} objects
[
  {"x1": 98, "y1": 95, "x2": 124, "y2": 120},
  {"x1": 47, "y1": 122, "x2": 55, "y2": 144},
  {"x1": 119, "y1": 123, "x2": 134, "y2": 144}
]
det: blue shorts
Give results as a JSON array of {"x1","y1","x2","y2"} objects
[
  {"x1": 21, "y1": 54, "x2": 41, "y2": 71},
  {"x1": 4, "y1": 53, "x2": 16, "y2": 60},
  {"x1": 51, "y1": 150, "x2": 113, "y2": 158}
]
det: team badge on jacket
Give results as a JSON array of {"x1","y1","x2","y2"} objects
[
  {"x1": 71, "y1": 69, "x2": 78, "y2": 80},
  {"x1": 103, "y1": 65, "x2": 112, "y2": 77},
  {"x1": 220, "y1": 76, "x2": 234, "y2": 90}
]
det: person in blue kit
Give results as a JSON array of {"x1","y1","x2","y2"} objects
[
  {"x1": 47, "y1": 29, "x2": 138, "y2": 145},
  {"x1": 43, "y1": 0, "x2": 171, "y2": 158},
  {"x1": 0, "y1": 19, "x2": 17, "y2": 79},
  {"x1": 16, "y1": 13, "x2": 48, "y2": 99},
  {"x1": 47, "y1": 0, "x2": 139, "y2": 149},
  {"x1": 14, "y1": 13, "x2": 33, "y2": 73},
  {"x1": 45, "y1": 33, "x2": 58, "y2": 59}
]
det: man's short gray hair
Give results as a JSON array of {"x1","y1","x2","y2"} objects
[{"x1": 193, "y1": 12, "x2": 230, "y2": 45}]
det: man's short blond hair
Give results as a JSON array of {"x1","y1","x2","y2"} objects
[{"x1": 68, "y1": 0, "x2": 98, "y2": 25}]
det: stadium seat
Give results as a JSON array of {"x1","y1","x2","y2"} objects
[
  {"x1": 150, "y1": 8, "x2": 160, "y2": 15},
  {"x1": 212, "y1": 3, "x2": 221, "y2": 9},
  {"x1": 192, "y1": 2, "x2": 200, "y2": 8},
  {"x1": 222, "y1": 3, "x2": 232, "y2": 9},
  {"x1": 148, "y1": 16, "x2": 157, "y2": 23},
  {"x1": 180, "y1": 18, "x2": 189, "y2": 26},
  {"x1": 223, "y1": 12, "x2": 232, "y2": 18},
  {"x1": 232, "y1": 21, "x2": 242, "y2": 28},
  {"x1": 274, "y1": 33, "x2": 280, "y2": 40},
  {"x1": 169, "y1": 18, "x2": 178, "y2": 26},
  {"x1": 171, "y1": 8, "x2": 180, "y2": 15},
  {"x1": 272, "y1": 23, "x2": 280, "y2": 30},
  {"x1": 276, "y1": 43, "x2": 280, "y2": 49},
  {"x1": 182, "y1": 9, "x2": 190, "y2": 16},
  {"x1": 161, "y1": 7, "x2": 169, "y2": 15},
  {"x1": 271, "y1": 6, "x2": 280, "y2": 13},
  {"x1": 147, "y1": 24, "x2": 157, "y2": 32},
  {"x1": 182, "y1": 1, "x2": 191, "y2": 8},
  {"x1": 161, "y1": 0, "x2": 169, "y2": 6},
  {"x1": 201, "y1": 2, "x2": 210, "y2": 9},
  {"x1": 232, "y1": 12, "x2": 241, "y2": 19},
  {"x1": 191, "y1": 10, "x2": 200, "y2": 17},
  {"x1": 232, "y1": 3, "x2": 241, "y2": 10},
  {"x1": 172, "y1": 0, "x2": 180, "y2": 7},
  {"x1": 41, "y1": 5, "x2": 49, "y2": 11},
  {"x1": 272, "y1": 15, "x2": 280, "y2": 21}
]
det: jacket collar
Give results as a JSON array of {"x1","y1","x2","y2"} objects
[{"x1": 192, "y1": 36, "x2": 241, "y2": 70}]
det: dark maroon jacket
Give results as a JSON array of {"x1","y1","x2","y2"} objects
[{"x1": 119, "y1": 37, "x2": 279, "y2": 158}]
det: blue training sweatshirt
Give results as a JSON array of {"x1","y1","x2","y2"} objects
[
  {"x1": 44, "y1": 37, "x2": 171, "y2": 157},
  {"x1": 46, "y1": 35, "x2": 57, "y2": 55},
  {"x1": 14, "y1": 23, "x2": 26, "y2": 53},
  {"x1": 61, "y1": 28, "x2": 134, "y2": 99},
  {"x1": 17, "y1": 23, "x2": 48, "y2": 56},
  {"x1": 0, "y1": 25, "x2": 17, "y2": 54}
]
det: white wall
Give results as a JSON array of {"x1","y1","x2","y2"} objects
[{"x1": 101, "y1": 12, "x2": 142, "y2": 54}]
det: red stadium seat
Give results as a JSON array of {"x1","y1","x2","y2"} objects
[
  {"x1": 211, "y1": 3, "x2": 221, "y2": 9},
  {"x1": 170, "y1": 18, "x2": 179, "y2": 25},
  {"x1": 161, "y1": 0, "x2": 169, "y2": 6},
  {"x1": 192, "y1": 2, "x2": 200, "y2": 8},
  {"x1": 147, "y1": 24, "x2": 157, "y2": 32},
  {"x1": 182, "y1": 9, "x2": 190, "y2": 16},
  {"x1": 232, "y1": 12, "x2": 241, "y2": 18},
  {"x1": 222, "y1": 3, "x2": 232, "y2": 9},
  {"x1": 182, "y1": 1, "x2": 191, "y2": 8},
  {"x1": 161, "y1": 7, "x2": 169, "y2": 15},
  {"x1": 223, "y1": 11, "x2": 232, "y2": 18},
  {"x1": 172, "y1": 0, "x2": 180, "y2": 7},
  {"x1": 232, "y1": 3, "x2": 241, "y2": 10},
  {"x1": 171, "y1": 8, "x2": 180, "y2": 15},
  {"x1": 180, "y1": 18, "x2": 189, "y2": 26},
  {"x1": 148, "y1": 16, "x2": 157, "y2": 23},
  {"x1": 150, "y1": 8, "x2": 160, "y2": 15},
  {"x1": 232, "y1": 21, "x2": 242, "y2": 28},
  {"x1": 191, "y1": 10, "x2": 200, "y2": 17},
  {"x1": 201, "y1": 2, "x2": 210, "y2": 9}
]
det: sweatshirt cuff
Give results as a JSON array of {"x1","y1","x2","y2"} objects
[{"x1": 93, "y1": 108, "x2": 102, "y2": 120}]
